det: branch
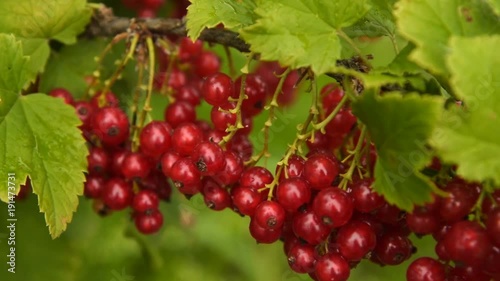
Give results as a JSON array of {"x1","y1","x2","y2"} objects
[{"x1": 83, "y1": 6, "x2": 250, "y2": 52}]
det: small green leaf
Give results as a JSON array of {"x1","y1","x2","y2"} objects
[
  {"x1": 186, "y1": 0, "x2": 257, "y2": 40},
  {"x1": 432, "y1": 36, "x2": 500, "y2": 184},
  {"x1": 241, "y1": 0, "x2": 371, "y2": 75},
  {"x1": 0, "y1": 95, "x2": 87, "y2": 238},
  {"x1": 352, "y1": 91, "x2": 443, "y2": 210},
  {"x1": 0, "y1": 0, "x2": 92, "y2": 44},
  {"x1": 395, "y1": 0, "x2": 499, "y2": 75}
]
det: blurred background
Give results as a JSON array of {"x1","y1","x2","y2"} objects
[{"x1": 0, "y1": 1, "x2": 436, "y2": 280}]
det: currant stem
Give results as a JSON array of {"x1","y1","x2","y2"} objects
[
  {"x1": 339, "y1": 125, "x2": 367, "y2": 190},
  {"x1": 312, "y1": 94, "x2": 349, "y2": 132},
  {"x1": 157, "y1": 38, "x2": 177, "y2": 99},
  {"x1": 100, "y1": 33, "x2": 140, "y2": 104},
  {"x1": 223, "y1": 45, "x2": 236, "y2": 77},
  {"x1": 219, "y1": 74, "x2": 247, "y2": 147},
  {"x1": 85, "y1": 32, "x2": 128, "y2": 99}
]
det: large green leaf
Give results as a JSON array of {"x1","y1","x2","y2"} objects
[
  {"x1": 395, "y1": 0, "x2": 499, "y2": 76},
  {"x1": 187, "y1": 0, "x2": 257, "y2": 40},
  {"x1": 241, "y1": 0, "x2": 371, "y2": 75},
  {"x1": 432, "y1": 36, "x2": 500, "y2": 184},
  {"x1": 352, "y1": 91, "x2": 443, "y2": 211},
  {"x1": 0, "y1": 34, "x2": 87, "y2": 238}
]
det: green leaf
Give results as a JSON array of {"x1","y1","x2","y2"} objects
[
  {"x1": 352, "y1": 91, "x2": 443, "y2": 210},
  {"x1": 0, "y1": 0, "x2": 91, "y2": 44},
  {"x1": 241, "y1": 0, "x2": 371, "y2": 74},
  {"x1": 0, "y1": 95, "x2": 87, "y2": 238},
  {"x1": 395, "y1": 0, "x2": 499, "y2": 76},
  {"x1": 0, "y1": 34, "x2": 87, "y2": 238},
  {"x1": 343, "y1": 0, "x2": 396, "y2": 38},
  {"x1": 186, "y1": 0, "x2": 257, "y2": 39},
  {"x1": 432, "y1": 36, "x2": 500, "y2": 184}
]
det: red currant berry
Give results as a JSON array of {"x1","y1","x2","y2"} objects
[
  {"x1": 121, "y1": 152, "x2": 152, "y2": 180},
  {"x1": 134, "y1": 209, "x2": 163, "y2": 234},
  {"x1": 202, "y1": 72, "x2": 234, "y2": 107},
  {"x1": 406, "y1": 257, "x2": 446, "y2": 281},
  {"x1": 287, "y1": 243, "x2": 316, "y2": 273},
  {"x1": 102, "y1": 178, "x2": 133, "y2": 210},
  {"x1": 249, "y1": 217, "x2": 282, "y2": 244},
  {"x1": 132, "y1": 189, "x2": 159, "y2": 213},
  {"x1": 443, "y1": 220, "x2": 491, "y2": 266},
  {"x1": 254, "y1": 201, "x2": 286, "y2": 230},
  {"x1": 314, "y1": 253, "x2": 350, "y2": 281},
  {"x1": 191, "y1": 141, "x2": 225, "y2": 175},
  {"x1": 276, "y1": 177, "x2": 311, "y2": 213},
  {"x1": 164, "y1": 101, "x2": 196, "y2": 128},
  {"x1": 303, "y1": 153, "x2": 339, "y2": 189},
  {"x1": 171, "y1": 123, "x2": 204, "y2": 156},
  {"x1": 92, "y1": 107, "x2": 129, "y2": 146},
  {"x1": 312, "y1": 187, "x2": 353, "y2": 228},
  {"x1": 140, "y1": 121, "x2": 172, "y2": 158},
  {"x1": 292, "y1": 210, "x2": 330, "y2": 245},
  {"x1": 336, "y1": 220, "x2": 377, "y2": 261},
  {"x1": 202, "y1": 177, "x2": 231, "y2": 211}
]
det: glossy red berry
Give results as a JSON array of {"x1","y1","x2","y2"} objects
[
  {"x1": 239, "y1": 166, "x2": 274, "y2": 190},
  {"x1": 406, "y1": 257, "x2": 446, "y2": 281},
  {"x1": 202, "y1": 177, "x2": 231, "y2": 211},
  {"x1": 312, "y1": 187, "x2": 353, "y2": 228},
  {"x1": 171, "y1": 123, "x2": 204, "y2": 156},
  {"x1": 254, "y1": 201, "x2": 286, "y2": 230},
  {"x1": 87, "y1": 146, "x2": 109, "y2": 175},
  {"x1": 73, "y1": 101, "x2": 94, "y2": 130},
  {"x1": 132, "y1": 190, "x2": 159, "y2": 213},
  {"x1": 249, "y1": 217, "x2": 282, "y2": 244},
  {"x1": 92, "y1": 107, "x2": 129, "y2": 146},
  {"x1": 292, "y1": 210, "x2": 330, "y2": 245},
  {"x1": 350, "y1": 179, "x2": 384, "y2": 213},
  {"x1": 84, "y1": 175, "x2": 105, "y2": 198},
  {"x1": 102, "y1": 178, "x2": 133, "y2": 210},
  {"x1": 191, "y1": 141, "x2": 225, "y2": 175},
  {"x1": 233, "y1": 74, "x2": 268, "y2": 117},
  {"x1": 164, "y1": 101, "x2": 196, "y2": 128},
  {"x1": 91, "y1": 91, "x2": 119, "y2": 108},
  {"x1": 287, "y1": 243, "x2": 316, "y2": 273},
  {"x1": 121, "y1": 152, "x2": 152, "y2": 180},
  {"x1": 336, "y1": 220, "x2": 377, "y2": 261},
  {"x1": 174, "y1": 85, "x2": 201, "y2": 106},
  {"x1": 276, "y1": 177, "x2": 311, "y2": 213},
  {"x1": 193, "y1": 51, "x2": 220, "y2": 77},
  {"x1": 170, "y1": 157, "x2": 201, "y2": 188},
  {"x1": 231, "y1": 186, "x2": 264, "y2": 216},
  {"x1": 314, "y1": 253, "x2": 350, "y2": 281},
  {"x1": 303, "y1": 153, "x2": 339, "y2": 189},
  {"x1": 211, "y1": 103, "x2": 236, "y2": 132},
  {"x1": 374, "y1": 232, "x2": 414, "y2": 265},
  {"x1": 140, "y1": 121, "x2": 172, "y2": 158},
  {"x1": 443, "y1": 220, "x2": 491, "y2": 266},
  {"x1": 178, "y1": 37, "x2": 203, "y2": 62},
  {"x1": 134, "y1": 209, "x2": 163, "y2": 234},
  {"x1": 160, "y1": 150, "x2": 181, "y2": 178},
  {"x1": 202, "y1": 72, "x2": 234, "y2": 106},
  {"x1": 215, "y1": 151, "x2": 244, "y2": 185}
]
